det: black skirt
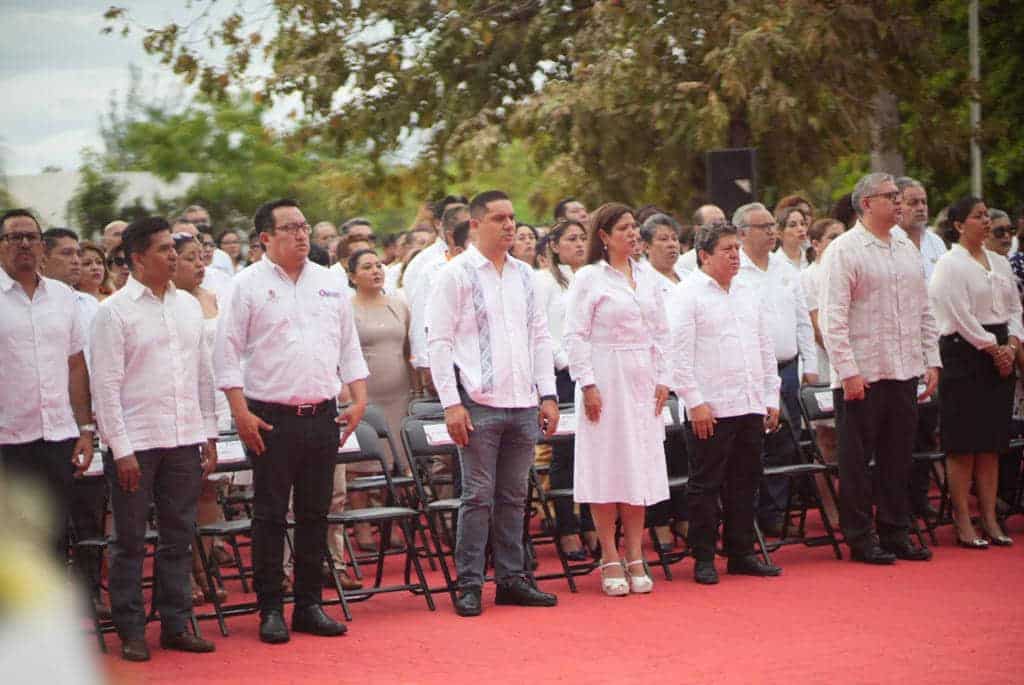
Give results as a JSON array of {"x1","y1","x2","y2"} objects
[{"x1": 938, "y1": 323, "x2": 1015, "y2": 454}]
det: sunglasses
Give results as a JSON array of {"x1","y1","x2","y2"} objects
[{"x1": 107, "y1": 256, "x2": 127, "y2": 267}]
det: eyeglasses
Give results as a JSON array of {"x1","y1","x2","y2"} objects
[
  {"x1": 745, "y1": 222, "x2": 777, "y2": 232},
  {"x1": 273, "y1": 221, "x2": 311, "y2": 236},
  {"x1": 991, "y1": 227, "x2": 1012, "y2": 239},
  {"x1": 107, "y1": 256, "x2": 127, "y2": 268},
  {"x1": 867, "y1": 191, "x2": 901, "y2": 202},
  {"x1": 1, "y1": 232, "x2": 42, "y2": 244},
  {"x1": 200, "y1": 240, "x2": 216, "y2": 248}
]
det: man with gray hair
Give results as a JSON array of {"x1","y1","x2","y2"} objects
[
  {"x1": 820, "y1": 172, "x2": 941, "y2": 564},
  {"x1": 669, "y1": 222, "x2": 782, "y2": 584},
  {"x1": 675, "y1": 204, "x2": 727, "y2": 279},
  {"x1": 733, "y1": 202, "x2": 817, "y2": 537}
]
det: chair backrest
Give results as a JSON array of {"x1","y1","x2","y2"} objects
[
  {"x1": 409, "y1": 398, "x2": 444, "y2": 417},
  {"x1": 401, "y1": 415, "x2": 461, "y2": 502},
  {"x1": 799, "y1": 383, "x2": 836, "y2": 424},
  {"x1": 336, "y1": 421, "x2": 386, "y2": 469},
  {"x1": 361, "y1": 404, "x2": 390, "y2": 438}
]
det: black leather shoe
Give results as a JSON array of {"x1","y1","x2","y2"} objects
[
  {"x1": 121, "y1": 638, "x2": 150, "y2": 662},
  {"x1": 693, "y1": 559, "x2": 719, "y2": 585},
  {"x1": 160, "y1": 632, "x2": 216, "y2": 653},
  {"x1": 849, "y1": 543, "x2": 897, "y2": 565},
  {"x1": 259, "y1": 610, "x2": 290, "y2": 644},
  {"x1": 494, "y1": 577, "x2": 558, "y2": 607},
  {"x1": 454, "y1": 587, "x2": 482, "y2": 617},
  {"x1": 727, "y1": 554, "x2": 783, "y2": 576},
  {"x1": 292, "y1": 605, "x2": 347, "y2": 636},
  {"x1": 881, "y1": 538, "x2": 932, "y2": 561}
]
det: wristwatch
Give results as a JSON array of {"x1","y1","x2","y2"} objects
[{"x1": 78, "y1": 423, "x2": 96, "y2": 433}]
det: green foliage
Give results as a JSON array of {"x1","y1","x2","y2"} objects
[
  {"x1": 66, "y1": 161, "x2": 124, "y2": 238},
  {"x1": 104, "y1": 1, "x2": 1023, "y2": 220}
]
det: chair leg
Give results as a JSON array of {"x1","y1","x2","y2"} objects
[
  {"x1": 426, "y1": 511, "x2": 458, "y2": 605},
  {"x1": 194, "y1": 529, "x2": 229, "y2": 637},
  {"x1": 752, "y1": 519, "x2": 773, "y2": 566},
  {"x1": 813, "y1": 474, "x2": 843, "y2": 560},
  {"x1": 343, "y1": 527, "x2": 363, "y2": 580},
  {"x1": 323, "y1": 551, "x2": 353, "y2": 621},
  {"x1": 228, "y1": 533, "x2": 250, "y2": 593},
  {"x1": 401, "y1": 518, "x2": 435, "y2": 611},
  {"x1": 647, "y1": 526, "x2": 673, "y2": 581}
]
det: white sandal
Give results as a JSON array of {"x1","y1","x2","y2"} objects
[
  {"x1": 626, "y1": 560, "x2": 653, "y2": 594},
  {"x1": 598, "y1": 560, "x2": 629, "y2": 597}
]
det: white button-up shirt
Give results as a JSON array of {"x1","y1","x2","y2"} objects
[
  {"x1": 201, "y1": 266, "x2": 234, "y2": 303},
  {"x1": 90, "y1": 277, "x2": 217, "y2": 459},
  {"x1": 669, "y1": 270, "x2": 780, "y2": 418},
  {"x1": 535, "y1": 264, "x2": 575, "y2": 371},
  {"x1": 427, "y1": 245, "x2": 556, "y2": 409},
  {"x1": 929, "y1": 244, "x2": 1024, "y2": 348},
  {"x1": 76, "y1": 291, "x2": 99, "y2": 368},
  {"x1": 405, "y1": 238, "x2": 448, "y2": 367},
  {"x1": 891, "y1": 226, "x2": 948, "y2": 283},
  {"x1": 674, "y1": 249, "x2": 698, "y2": 280},
  {"x1": 0, "y1": 271, "x2": 84, "y2": 445},
  {"x1": 735, "y1": 250, "x2": 817, "y2": 369},
  {"x1": 820, "y1": 221, "x2": 941, "y2": 387},
  {"x1": 215, "y1": 257, "x2": 369, "y2": 405}
]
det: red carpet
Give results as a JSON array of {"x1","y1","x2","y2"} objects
[{"x1": 102, "y1": 519, "x2": 1024, "y2": 685}]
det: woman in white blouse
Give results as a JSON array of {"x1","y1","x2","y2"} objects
[
  {"x1": 774, "y1": 206, "x2": 810, "y2": 271},
  {"x1": 564, "y1": 203, "x2": 671, "y2": 596},
  {"x1": 534, "y1": 219, "x2": 595, "y2": 560},
  {"x1": 929, "y1": 196, "x2": 1023, "y2": 548}
]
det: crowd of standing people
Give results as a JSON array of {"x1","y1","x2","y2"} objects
[{"x1": 2, "y1": 172, "x2": 1023, "y2": 661}]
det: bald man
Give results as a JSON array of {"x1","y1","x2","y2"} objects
[{"x1": 102, "y1": 220, "x2": 128, "y2": 253}]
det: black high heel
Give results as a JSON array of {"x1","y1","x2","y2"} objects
[{"x1": 982, "y1": 527, "x2": 1013, "y2": 547}]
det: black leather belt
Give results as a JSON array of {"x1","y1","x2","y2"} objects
[{"x1": 247, "y1": 398, "x2": 332, "y2": 417}]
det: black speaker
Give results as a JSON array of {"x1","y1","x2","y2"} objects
[{"x1": 705, "y1": 148, "x2": 757, "y2": 218}]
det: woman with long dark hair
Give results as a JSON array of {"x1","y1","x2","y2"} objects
[{"x1": 564, "y1": 203, "x2": 671, "y2": 595}]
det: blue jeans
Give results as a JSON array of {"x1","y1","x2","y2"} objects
[{"x1": 455, "y1": 394, "x2": 539, "y2": 589}]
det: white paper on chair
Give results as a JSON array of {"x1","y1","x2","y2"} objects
[
  {"x1": 83, "y1": 453, "x2": 104, "y2": 477},
  {"x1": 219, "y1": 439, "x2": 247, "y2": 464},
  {"x1": 338, "y1": 433, "x2": 361, "y2": 454},
  {"x1": 424, "y1": 423, "x2": 454, "y2": 446},
  {"x1": 554, "y1": 413, "x2": 577, "y2": 435},
  {"x1": 815, "y1": 391, "x2": 834, "y2": 412}
]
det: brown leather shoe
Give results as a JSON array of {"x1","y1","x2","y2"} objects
[
  {"x1": 324, "y1": 567, "x2": 363, "y2": 591},
  {"x1": 121, "y1": 638, "x2": 150, "y2": 662},
  {"x1": 159, "y1": 632, "x2": 216, "y2": 653}
]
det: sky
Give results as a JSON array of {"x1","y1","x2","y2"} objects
[{"x1": 0, "y1": 0, "x2": 280, "y2": 176}]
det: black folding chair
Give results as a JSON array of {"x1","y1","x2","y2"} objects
[
  {"x1": 645, "y1": 396, "x2": 692, "y2": 579},
  {"x1": 401, "y1": 413, "x2": 461, "y2": 605},
  {"x1": 324, "y1": 421, "x2": 435, "y2": 618},
  {"x1": 909, "y1": 390, "x2": 949, "y2": 544}
]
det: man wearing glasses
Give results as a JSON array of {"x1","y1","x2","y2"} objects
[
  {"x1": 0, "y1": 210, "x2": 95, "y2": 560},
  {"x1": 182, "y1": 204, "x2": 235, "y2": 277},
  {"x1": 820, "y1": 173, "x2": 940, "y2": 565},
  {"x1": 215, "y1": 198, "x2": 368, "y2": 643}
]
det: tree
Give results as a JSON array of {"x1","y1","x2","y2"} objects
[{"x1": 66, "y1": 160, "x2": 124, "y2": 237}]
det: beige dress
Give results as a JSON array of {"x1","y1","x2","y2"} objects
[{"x1": 352, "y1": 294, "x2": 413, "y2": 473}]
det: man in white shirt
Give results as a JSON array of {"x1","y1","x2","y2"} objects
[
  {"x1": 553, "y1": 197, "x2": 589, "y2": 225},
  {"x1": 820, "y1": 172, "x2": 941, "y2": 564},
  {"x1": 733, "y1": 202, "x2": 818, "y2": 535},
  {"x1": 216, "y1": 198, "x2": 368, "y2": 643},
  {"x1": 90, "y1": 217, "x2": 219, "y2": 661},
  {"x1": 669, "y1": 222, "x2": 782, "y2": 584},
  {"x1": 183, "y1": 204, "x2": 234, "y2": 276},
  {"x1": 39, "y1": 227, "x2": 107, "y2": 614},
  {"x1": 892, "y1": 177, "x2": 948, "y2": 520},
  {"x1": 0, "y1": 210, "x2": 95, "y2": 559},
  {"x1": 427, "y1": 190, "x2": 560, "y2": 617},
  {"x1": 413, "y1": 203, "x2": 470, "y2": 375},
  {"x1": 675, "y1": 204, "x2": 726, "y2": 279}
]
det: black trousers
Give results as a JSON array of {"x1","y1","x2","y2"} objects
[
  {"x1": 835, "y1": 379, "x2": 918, "y2": 547},
  {"x1": 550, "y1": 368, "x2": 593, "y2": 536},
  {"x1": 1, "y1": 438, "x2": 76, "y2": 558},
  {"x1": 105, "y1": 445, "x2": 203, "y2": 640},
  {"x1": 248, "y1": 398, "x2": 338, "y2": 613},
  {"x1": 70, "y1": 476, "x2": 109, "y2": 595},
  {"x1": 685, "y1": 414, "x2": 765, "y2": 562}
]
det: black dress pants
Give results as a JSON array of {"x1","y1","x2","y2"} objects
[
  {"x1": 248, "y1": 398, "x2": 338, "y2": 613},
  {"x1": 835, "y1": 379, "x2": 918, "y2": 548},
  {"x1": 1, "y1": 438, "x2": 76, "y2": 558},
  {"x1": 685, "y1": 414, "x2": 764, "y2": 562}
]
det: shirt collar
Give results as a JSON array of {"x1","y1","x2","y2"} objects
[
  {"x1": 0, "y1": 268, "x2": 44, "y2": 294},
  {"x1": 124, "y1": 275, "x2": 177, "y2": 301},
  {"x1": 691, "y1": 268, "x2": 730, "y2": 294},
  {"x1": 261, "y1": 255, "x2": 311, "y2": 282},
  {"x1": 853, "y1": 220, "x2": 903, "y2": 248},
  {"x1": 464, "y1": 244, "x2": 494, "y2": 270}
]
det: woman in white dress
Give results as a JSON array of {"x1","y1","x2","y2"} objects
[
  {"x1": 775, "y1": 206, "x2": 810, "y2": 271},
  {"x1": 564, "y1": 203, "x2": 671, "y2": 596},
  {"x1": 535, "y1": 219, "x2": 595, "y2": 560}
]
